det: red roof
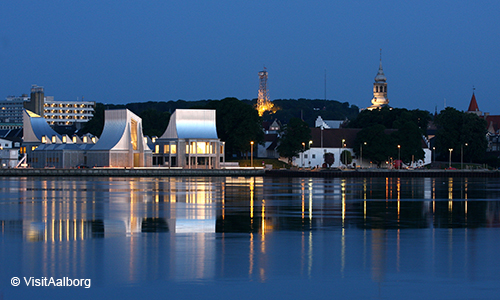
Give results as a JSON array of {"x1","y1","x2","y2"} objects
[{"x1": 468, "y1": 93, "x2": 479, "y2": 112}]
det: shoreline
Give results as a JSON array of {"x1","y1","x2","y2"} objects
[{"x1": 0, "y1": 168, "x2": 499, "y2": 178}]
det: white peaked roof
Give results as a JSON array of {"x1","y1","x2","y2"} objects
[
  {"x1": 160, "y1": 109, "x2": 218, "y2": 139},
  {"x1": 23, "y1": 109, "x2": 62, "y2": 143},
  {"x1": 315, "y1": 115, "x2": 343, "y2": 129},
  {"x1": 91, "y1": 109, "x2": 150, "y2": 151}
]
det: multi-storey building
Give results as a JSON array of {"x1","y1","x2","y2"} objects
[
  {"x1": 1, "y1": 85, "x2": 95, "y2": 130},
  {"x1": 43, "y1": 99, "x2": 95, "y2": 128},
  {"x1": 0, "y1": 95, "x2": 29, "y2": 129}
]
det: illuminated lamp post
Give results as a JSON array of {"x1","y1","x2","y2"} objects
[
  {"x1": 308, "y1": 140, "x2": 313, "y2": 168},
  {"x1": 342, "y1": 139, "x2": 345, "y2": 166},
  {"x1": 448, "y1": 148, "x2": 453, "y2": 169},
  {"x1": 302, "y1": 142, "x2": 305, "y2": 168},
  {"x1": 360, "y1": 142, "x2": 366, "y2": 169},
  {"x1": 397, "y1": 145, "x2": 401, "y2": 169},
  {"x1": 250, "y1": 141, "x2": 254, "y2": 168},
  {"x1": 461, "y1": 143, "x2": 468, "y2": 170}
]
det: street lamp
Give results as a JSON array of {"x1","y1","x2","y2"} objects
[
  {"x1": 302, "y1": 142, "x2": 305, "y2": 168},
  {"x1": 432, "y1": 146, "x2": 435, "y2": 163},
  {"x1": 397, "y1": 144, "x2": 401, "y2": 169},
  {"x1": 360, "y1": 142, "x2": 366, "y2": 169},
  {"x1": 461, "y1": 143, "x2": 468, "y2": 170},
  {"x1": 448, "y1": 148, "x2": 453, "y2": 169},
  {"x1": 250, "y1": 141, "x2": 254, "y2": 168},
  {"x1": 342, "y1": 139, "x2": 345, "y2": 166},
  {"x1": 308, "y1": 140, "x2": 313, "y2": 168}
]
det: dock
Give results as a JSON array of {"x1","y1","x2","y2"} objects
[{"x1": 0, "y1": 168, "x2": 499, "y2": 178}]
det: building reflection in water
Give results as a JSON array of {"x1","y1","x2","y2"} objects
[{"x1": 0, "y1": 176, "x2": 500, "y2": 287}]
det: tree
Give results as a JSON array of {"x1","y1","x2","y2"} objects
[
  {"x1": 206, "y1": 98, "x2": 264, "y2": 157},
  {"x1": 340, "y1": 150, "x2": 352, "y2": 166},
  {"x1": 324, "y1": 152, "x2": 334, "y2": 168},
  {"x1": 277, "y1": 117, "x2": 312, "y2": 164},
  {"x1": 139, "y1": 109, "x2": 170, "y2": 137},
  {"x1": 79, "y1": 103, "x2": 106, "y2": 137},
  {"x1": 264, "y1": 98, "x2": 360, "y2": 126},
  {"x1": 353, "y1": 124, "x2": 394, "y2": 166},
  {"x1": 390, "y1": 121, "x2": 425, "y2": 163},
  {"x1": 348, "y1": 107, "x2": 431, "y2": 135},
  {"x1": 350, "y1": 108, "x2": 430, "y2": 165},
  {"x1": 434, "y1": 107, "x2": 487, "y2": 162}
]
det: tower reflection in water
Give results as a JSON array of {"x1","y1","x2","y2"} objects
[{"x1": 0, "y1": 176, "x2": 499, "y2": 287}]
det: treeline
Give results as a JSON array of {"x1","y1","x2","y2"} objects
[
  {"x1": 346, "y1": 107, "x2": 490, "y2": 166},
  {"x1": 263, "y1": 99, "x2": 359, "y2": 127},
  {"x1": 80, "y1": 98, "x2": 359, "y2": 138}
]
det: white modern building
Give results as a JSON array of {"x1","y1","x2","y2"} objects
[
  {"x1": 24, "y1": 108, "x2": 151, "y2": 168},
  {"x1": 153, "y1": 109, "x2": 225, "y2": 168},
  {"x1": 87, "y1": 109, "x2": 152, "y2": 167}
]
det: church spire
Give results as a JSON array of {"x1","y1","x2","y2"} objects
[
  {"x1": 467, "y1": 88, "x2": 480, "y2": 114},
  {"x1": 375, "y1": 49, "x2": 386, "y2": 82},
  {"x1": 367, "y1": 50, "x2": 389, "y2": 110}
]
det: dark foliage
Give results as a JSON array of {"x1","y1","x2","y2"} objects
[{"x1": 262, "y1": 99, "x2": 359, "y2": 126}]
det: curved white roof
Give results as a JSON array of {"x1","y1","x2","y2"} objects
[
  {"x1": 23, "y1": 110, "x2": 62, "y2": 143},
  {"x1": 91, "y1": 109, "x2": 150, "y2": 151},
  {"x1": 161, "y1": 109, "x2": 218, "y2": 139},
  {"x1": 91, "y1": 110, "x2": 128, "y2": 150}
]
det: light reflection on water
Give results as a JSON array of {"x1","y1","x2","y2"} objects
[{"x1": 0, "y1": 176, "x2": 500, "y2": 299}]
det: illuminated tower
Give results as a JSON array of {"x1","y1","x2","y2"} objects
[
  {"x1": 367, "y1": 51, "x2": 389, "y2": 110},
  {"x1": 257, "y1": 68, "x2": 274, "y2": 116}
]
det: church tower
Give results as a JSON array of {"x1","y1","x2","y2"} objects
[{"x1": 367, "y1": 52, "x2": 389, "y2": 110}]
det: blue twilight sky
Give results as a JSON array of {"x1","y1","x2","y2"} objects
[{"x1": 1, "y1": 0, "x2": 499, "y2": 114}]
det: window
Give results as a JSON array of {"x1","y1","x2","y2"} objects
[
  {"x1": 312, "y1": 154, "x2": 316, "y2": 159},
  {"x1": 130, "y1": 119, "x2": 138, "y2": 150},
  {"x1": 304, "y1": 154, "x2": 308, "y2": 158}
]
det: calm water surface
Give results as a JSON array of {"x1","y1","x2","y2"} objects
[{"x1": 0, "y1": 176, "x2": 499, "y2": 299}]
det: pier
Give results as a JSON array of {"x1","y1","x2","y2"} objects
[{"x1": 0, "y1": 167, "x2": 499, "y2": 178}]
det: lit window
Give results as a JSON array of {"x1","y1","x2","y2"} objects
[{"x1": 130, "y1": 119, "x2": 138, "y2": 150}]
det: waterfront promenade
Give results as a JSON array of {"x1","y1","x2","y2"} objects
[{"x1": 0, "y1": 167, "x2": 499, "y2": 177}]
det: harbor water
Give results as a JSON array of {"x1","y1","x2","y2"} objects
[{"x1": 0, "y1": 176, "x2": 499, "y2": 299}]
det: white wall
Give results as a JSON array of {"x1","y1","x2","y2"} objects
[
  {"x1": 292, "y1": 147, "x2": 354, "y2": 168},
  {"x1": 292, "y1": 147, "x2": 433, "y2": 168}
]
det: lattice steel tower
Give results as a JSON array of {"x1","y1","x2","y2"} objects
[{"x1": 257, "y1": 68, "x2": 273, "y2": 116}]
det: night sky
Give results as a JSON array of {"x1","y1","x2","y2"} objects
[{"x1": 1, "y1": 0, "x2": 499, "y2": 114}]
